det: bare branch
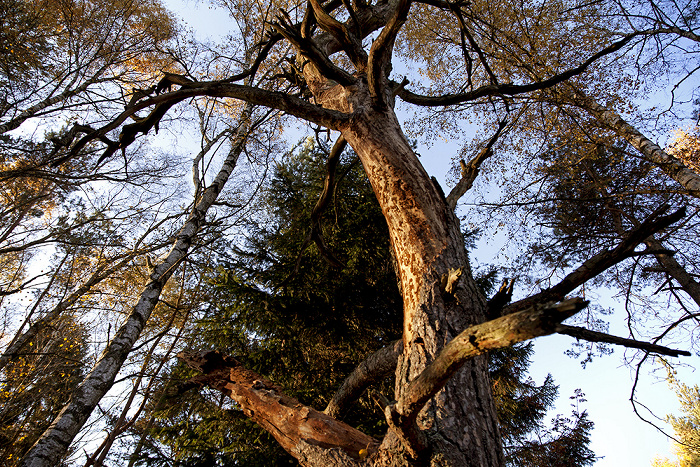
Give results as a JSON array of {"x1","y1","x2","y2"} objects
[
  {"x1": 307, "y1": 0, "x2": 368, "y2": 68},
  {"x1": 556, "y1": 324, "x2": 691, "y2": 357},
  {"x1": 178, "y1": 351, "x2": 379, "y2": 463},
  {"x1": 502, "y1": 205, "x2": 686, "y2": 316},
  {"x1": 325, "y1": 340, "x2": 402, "y2": 418},
  {"x1": 367, "y1": 0, "x2": 412, "y2": 108},
  {"x1": 446, "y1": 119, "x2": 507, "y2": 210},
  {"x1": 397, "y1": 33, "x2": 638, "y2": 107}
]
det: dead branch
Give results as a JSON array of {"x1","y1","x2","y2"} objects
[
  {"x1": 286, "y1": 135, "x2": 347, "y2": 281},
  {"x1": 446, "y1": 119, "x2": 507, "y2": 210},
  {"x1": 178, "y1": 350, "x2": 379, "y2": 464},
  {"x1": 555, "y1": 324, "x2": 690, "y2": 357}
]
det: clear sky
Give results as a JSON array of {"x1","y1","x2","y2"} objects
[{"x1": 163, "y1": 0, "x2": 698, "y2": 464}]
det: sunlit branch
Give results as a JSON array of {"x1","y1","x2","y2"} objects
[
  {"x1": 274, "y1": 10, "x2": 357, "y2": 86},
  {"x1": 446, "y1": 119, "x2": 507, "y2": 210},
  {"x1": 178, "y1": 350, "x2": 379, "y2": 462},
  {"x1": 308, "y1": 0, "x2": 368, "y2": 68},
  {"x1": 389, "y1": 298, "x2": 588, "y2": 456}
]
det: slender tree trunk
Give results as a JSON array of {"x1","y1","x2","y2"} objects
[
  {"x1": 578, "y1": 93, "x2": 700, "y2": 197},
  {"x1": 646, "y1": 237, "x2": 700, "y2": 308},
  {"x1": 0, "y1": 253, "x2": 137, "y2": 371},
  {"x1": 18, "y1": 103, "x2": 254, "y2": 467}
]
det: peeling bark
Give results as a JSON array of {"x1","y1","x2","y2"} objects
[
  {"x1": 178, "y1": 351, "x2": 378, "y2": 466},
  {"x1": 340, "y1": 106, "x2": 504, "y2": 466}
]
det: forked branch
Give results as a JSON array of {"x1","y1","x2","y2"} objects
[
  {"x1": 367, "y1": 0, "x2": 412, "y2": 107},
  {"x1": 389, "y1": 298, "x2": 588, "y2": 456}
]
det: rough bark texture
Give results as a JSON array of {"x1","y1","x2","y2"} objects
[
  {"x1": 180, "y1": 299, "x2": 593, "y2": 466},
  {"x1": 19, "y1": 104, "x2": 254, "y2": 467},
  {"x1": 394, "y1": 298, "x2": 588, "y2": 423},
  {"x1": 341, "y1": 107, "x2": 504, "y2": 466}
]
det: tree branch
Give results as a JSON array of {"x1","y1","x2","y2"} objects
[
  {"x1": 52, "y1": 80, "x2": 351, "y2": 167},
  {"x1": 367, "y1": 0, "x2": 412, "y2": 108},
  {"x1": 178, "y1": 351, "x2": 379, "y2": 464},
  {"x1": 502, "y1": 205, "x2": 686, "y2": 316},
  {"x1": 391, "y1": 298, "x2": 589, "y2": 455},
  {"x1": 555, "y1": 324, "x2": 691, "y2": 357},
  {"x1": 274, "y1": 10, "x2": 357, "y2": 86},
  {"x1": 573, "y1": 90, "x2": 700, "y2": 198},
  {"x1": 307, "y1": 0, "x2": 368, "y2": 69},
  {"x1": 397, "y1": 33, "x2": 638, "y2": 107},
  {"x1": 324, "y1": 340, "x2": 402, "y2": 418},
  {"x1": 446, "y1": 119, "x2": 507, "y2": 210},
  {"x1": 284, "y1": 135, "x2": 347, "y2": 282}
]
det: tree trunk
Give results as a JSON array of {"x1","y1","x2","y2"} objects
[
  {"x1": 579, "y1": 93, "x2": 700, "y2": 197},
  {"x1": 18, "y1": 104, "x2": 254, "y2": 467},
  {"x1": 340, "y1": 107, "x2": 504, "y2": 466}
]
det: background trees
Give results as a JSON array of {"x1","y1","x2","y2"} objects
[{"x1": 1, "y1": 0, "x2": 698, "y2": 465}]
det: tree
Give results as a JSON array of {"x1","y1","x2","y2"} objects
[
  {"x1": 0, "y1": 313, "x2": 89, "y2": 466},
  {"x1": 10, "y1": 0, "x2": 698, "y2": 466},
  {"x1": 127, "y1": 140, "x2": 593, "y2": 467},
  {"x1": 652, "y1": 364, "x2": 700, "y2": 467}
]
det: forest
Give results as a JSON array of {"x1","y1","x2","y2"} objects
[{"x1": 0, "y1": 0, "x2": 699, "y2": 465}]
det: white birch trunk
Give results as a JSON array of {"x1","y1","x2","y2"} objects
[
  {"x1": 582, "y1": 95, "x2": 700, "y2": 197},
  {"x1": 18, "y1": 103, "x2": 254, "y2": 467}
]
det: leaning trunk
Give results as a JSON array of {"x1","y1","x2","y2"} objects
[
  {"x1": 578, "y1": 93, "x2": 700, "y2": 197},
  {"x1": 19, "y1": 104, "x2": 254, "y2": 467}
]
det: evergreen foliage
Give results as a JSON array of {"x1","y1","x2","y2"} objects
[{"x1": 132, "y1": 140, "x2": 595, "y2": 466}]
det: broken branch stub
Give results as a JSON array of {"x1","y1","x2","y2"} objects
[{"x1": 177, "y1": 351, "x2": 379, "y2": 464}]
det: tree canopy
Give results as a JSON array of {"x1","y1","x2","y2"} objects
[{"x1": 0, "y1": 0, "x2": 698, "y2": 465}]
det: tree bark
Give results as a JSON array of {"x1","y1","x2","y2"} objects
[
  {"x1": 340, "y1": 106, "x2": 504, "y2": 466},
  {"x1": 179, "y1": 351, "x2": 378, "y2": 466},
  {"x1": 645, "y1": 236, "x2": 700, "y2": 309}
]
